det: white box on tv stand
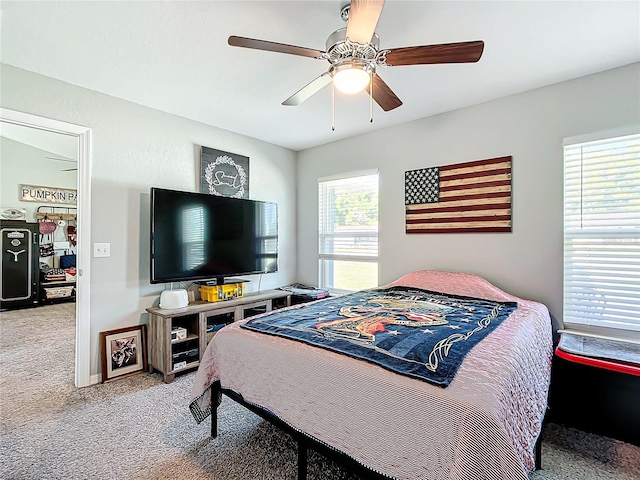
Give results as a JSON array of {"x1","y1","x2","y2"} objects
[{"x1": 159, "y1": 289, "x2": 188, "y2": 309}]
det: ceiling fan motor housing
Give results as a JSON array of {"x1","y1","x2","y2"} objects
[
  {"x1": 326, "y1": 28, "x2": 379, "y2": 61},
  {"x1": 325, "y1": 28, "x2": 384, "y2": 76}
]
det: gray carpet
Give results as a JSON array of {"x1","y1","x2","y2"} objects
[{"x1": 1, "y1": 304, "x2": 638, "y2": 480}]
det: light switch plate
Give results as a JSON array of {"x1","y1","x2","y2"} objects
[{"x1": 94, "y1": 242, "x2": 110, "y2": 258}]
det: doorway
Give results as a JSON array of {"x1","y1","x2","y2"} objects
[{"x1": 0, "y1": 108, "x2": 91, "y2": 387}]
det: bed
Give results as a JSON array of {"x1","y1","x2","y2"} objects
[{"x1": 190, "y1": 270, "x2": 553, "y2": 480}]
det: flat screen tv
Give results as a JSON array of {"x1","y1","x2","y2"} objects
[{"x1": 150, "y1": 187, "x2": 278, "y2": 284}]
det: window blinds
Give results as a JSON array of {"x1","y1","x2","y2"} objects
[
  {"x1": 318, "y1": 173, "x2": 379, "y2": 291},
  {"x1": 563, "y1": 133, "x2": 640, "y2": 337}
]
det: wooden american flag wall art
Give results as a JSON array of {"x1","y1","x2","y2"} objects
[{"x1": 404, "y1": 156, "x2": 512, "y2": 234}]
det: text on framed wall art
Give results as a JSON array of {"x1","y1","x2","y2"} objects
[{"x1": 20, "y1": 184, "x2": 78, "y2": 205}]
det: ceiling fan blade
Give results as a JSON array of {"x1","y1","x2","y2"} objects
[
  {"x1": 384, "y1": 40, "x2": 485, "y2": 66},
  {"x1": 228, "y1": 36, "x2": 325, "y2": 59},
  {"x1": 282, "y1": 72, "x2": 333, "y2": 106},
  {"x1": 365, "y1": 74, "x2": 402, "y2": 112},
  {"x1": 346, "y1": 0, "x2": 386, "y2": 44}
]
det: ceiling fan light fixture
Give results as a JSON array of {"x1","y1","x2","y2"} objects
[{"x1": 332, "y1": 65, "x2": 371, "y2": 94}]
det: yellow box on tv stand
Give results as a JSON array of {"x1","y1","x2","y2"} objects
[{"x1": 199, "y1": 282, "x2": 245, "y2": 302}]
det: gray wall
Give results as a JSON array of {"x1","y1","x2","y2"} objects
[
  {"x1": 296, "y1": 63, "x2": 640, "y2": 323},
  {"x1": 1, "y1": 64, "x2": 298, "y2": 377}
]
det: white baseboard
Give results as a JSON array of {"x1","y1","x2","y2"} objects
[{"x1": 89, "y1": 373, "x2": 101, "y2": 385}]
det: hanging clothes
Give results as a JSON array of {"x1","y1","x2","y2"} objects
[{"x1": 38, "y1": 219, "x2": 56, "y2": 257}]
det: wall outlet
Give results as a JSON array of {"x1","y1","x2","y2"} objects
[{"x1": 93, "y1": 242, "x2": 110, "y2": 258}]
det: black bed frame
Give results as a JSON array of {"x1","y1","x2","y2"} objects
[{"x1": 210, "y1": 381, "x2": 543, "y2": 479}]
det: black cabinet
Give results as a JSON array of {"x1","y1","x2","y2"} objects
[
  {"x1": 548, "y1": 355, "x2": 640, "y2": 445},
  {"x1": 1, "y1": 221, "x2": 40, "y2": 309}
]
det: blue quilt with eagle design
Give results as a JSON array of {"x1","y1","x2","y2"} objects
[{"x1": 241, "y1": 286, "x2": 517, "y2": 387}]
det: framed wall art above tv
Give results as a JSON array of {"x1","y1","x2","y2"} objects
[{"x1": 200, "y1": 146, "x2": 249, "y2": 199}]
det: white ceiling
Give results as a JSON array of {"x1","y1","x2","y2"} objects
[{"x1": 1, "y1": 1, "x2": 639, "y2": 151}]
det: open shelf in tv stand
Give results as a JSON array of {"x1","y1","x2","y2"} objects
[{"x1": 146, "y1": 289, "x2": 292, "y2": 383}]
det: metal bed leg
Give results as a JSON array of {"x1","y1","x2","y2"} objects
[
  {"x1": 298, "y1": 439, "x2": 307, "y2": 480},
  {"x1": 211, "y1": 382, "x2": 219, "y2": 439},
  {"x1": 535, "y1": 433, "x2": 542, "y2": 470}
]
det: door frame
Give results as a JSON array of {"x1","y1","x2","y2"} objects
[{"x1": 1, "y1": 107, "x2": 92, "y2": 388}]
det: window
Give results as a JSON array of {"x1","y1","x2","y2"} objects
[
  {"x1": 319, "y1": 172, "x2": 379, "y2": 293},
  {"x1": 563, "y1": 132, "x2": 640, "y2": 343}
]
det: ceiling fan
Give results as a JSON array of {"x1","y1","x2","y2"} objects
[{"x1": 228, "y1": 0, "x2": 484, "y2": 119}]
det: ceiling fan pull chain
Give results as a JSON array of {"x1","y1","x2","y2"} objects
[
  {"x1": 369, "y1": 73, "x2": 374, "y2": 123},
  {"x1": 332, "y1": 81, "x2": 336, "y2": 131}
]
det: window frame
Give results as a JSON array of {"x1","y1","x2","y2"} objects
[
  {"x1": 318, "y1": 170, "x2": 379, "y2": 294},
  {"x1": 562, "y1": 127, "x2": 640, "y2": 345}
]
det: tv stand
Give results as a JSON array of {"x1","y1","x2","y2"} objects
[{"x1": 146, "y1": 289, "x2": 291, "y2": 383}]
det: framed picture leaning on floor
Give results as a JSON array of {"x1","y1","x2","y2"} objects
[{"x1": 100, "y1": 325, "x2": 147, "y2": 383}]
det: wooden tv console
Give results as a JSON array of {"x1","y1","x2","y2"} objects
[{"x1": 146, "y1": 289, "x2": 291, "y2": 383}]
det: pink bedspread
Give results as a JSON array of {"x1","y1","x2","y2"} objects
[{"x1": 190, "y1": 270, "x2": 553, "y2": 480}]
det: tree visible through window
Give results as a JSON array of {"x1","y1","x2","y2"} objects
[{"x1": 319, "y1": 172, "x2": 379, "y2": 292}]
